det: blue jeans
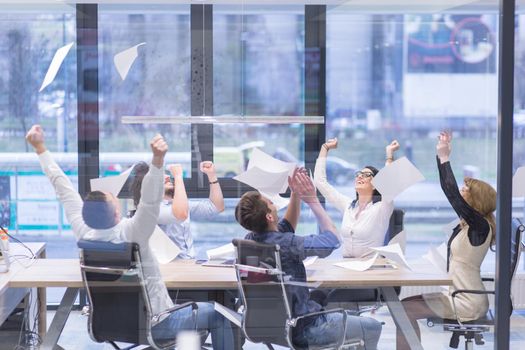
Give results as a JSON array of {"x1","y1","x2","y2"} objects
[
  {"x1": 151, "y1": 302, "x2": 234, "y2": 350},
  {"x1": 295, "y1": 312, "x2": 382, "y2": 350}
]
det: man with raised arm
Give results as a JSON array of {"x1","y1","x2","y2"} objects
[
  {"x1": 235, "y1": 168, "x2": 382, "y2": 349},
  {"x1": 25, "y1": 125, "x2": 233, "y2": 349}
]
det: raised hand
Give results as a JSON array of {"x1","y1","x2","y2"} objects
[
  {"x1": 436, "y1": 131, "x2": 452, "y2": 161},
  {"x1": 150, "y1": 134, "x2": 168, "y2": 168},
  {"x1": 25, "y1": 125, "x2": 47, "y2": 154},
  {"x1": 386, "y1": 140, "x2": 400, "y2": 156},
  {"x1": 290, "y1": 168, "x2": 318, "y2": 204},
  {"x1": 324, "y1": 138, "x2": 338, "y2": 150},
  {"x1": 200, "y1": 161, "x2": 217, "y2": 177}
]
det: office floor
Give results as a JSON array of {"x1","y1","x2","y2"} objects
[{"x1": 24, "y1": 308, "x2": 525, "y2": 349}]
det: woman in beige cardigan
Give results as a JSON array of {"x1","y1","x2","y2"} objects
[{"x1": 397, "y1": 131, "x2": 496, "y2": 350}]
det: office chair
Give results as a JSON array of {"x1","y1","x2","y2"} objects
[
  {"x1": 325, "y1": 209, "x2": 405, "y2": 314},
  {"x1": 232, "y1": 238, "x2": 364, "y2": 350},
  {"x1": 427, "y1": 218, "x2": 525, "y2": 350},
  {"x1": 78, "y1": 240, "x2": 198, "y2": 350}
]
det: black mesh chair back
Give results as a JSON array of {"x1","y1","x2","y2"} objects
[
  {"x1": 232, "y1": 238, "x2": 292, "y2": 348},
  {"x1": 384, "y1": 209, "x2": 405, "y2": 246},
  {"x1": 78, "y1": 240, "x2": 150, "y2": 346}
]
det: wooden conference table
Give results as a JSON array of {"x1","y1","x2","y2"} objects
[{"x1": 7, "y1": 256, "x2": 451, "y2": 350}]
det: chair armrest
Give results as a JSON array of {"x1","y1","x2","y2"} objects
[
  {"x1": 235, "y1": 263, "x2": 284, "y2": 275},
  {"x1": 451, "y1": 289, "x2": 495, "y2": 298},
  {"x1": 151, "y1": 301, "x2": 198, "y2": 324},
  {"x1": 80, "y1": 264, "x2": 130, "y2": 275},
  {"x1": 482, "y1": 277, "x2": 494, "y2": 282}
]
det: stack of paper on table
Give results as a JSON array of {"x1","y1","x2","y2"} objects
[
  {"x1": 334, "y1": 243, "x2": 411, "y2": 271},
  {"x1": 371, "y1": 157, "x2": 425, "y2": 202},
  {"x1": 233, "y1": 148, "x2": 296, "y2": 210},
  {"x1": 202, "y1": 243, "x2": 236, "y2": 267}
]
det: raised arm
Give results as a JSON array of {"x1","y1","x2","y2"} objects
[
  {"x1": 313, "y1": 138, "x2": 352, "y2": 213},
  {"x1": 200, "y1": 161, "x2": 224, "y2": 212},
  {"x1": 283, "y1": 167, "x2": 305, "y2": 231},
  {"x1": 168, "y1": 164, "x2": 189, "y2": 221},
  {"x1": 26, "y1": 125, "x2": 91, "y2": 240},
  {"x1": 436, "y1": 131, "x2": 489, "y2": 240},
  {"x1": 127, "y1": 135, "x2": 168, "y2": 243},
  {"x1": 385, "y1": 140, "x2": 400, "y2": 166}
]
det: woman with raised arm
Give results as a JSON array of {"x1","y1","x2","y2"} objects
[
  {"x1": 396, "y1": 131, "x2": 496, "y2": 350},
  {"x1": 314, "y1": 137, "x2": 400, "y2": 257}
]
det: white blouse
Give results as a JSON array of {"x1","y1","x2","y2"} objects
[{"x1": 314, "y1": 157, "x2": 394, "y2": 258}]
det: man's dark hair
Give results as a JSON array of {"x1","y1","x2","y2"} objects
[
  {"x1": 235, "y1": 191, "x2": 271, "y2": 233},
  {"x1": 130, "y1": 161, "x2": 149, "y2": 207},
  {"x1": 82, "y1": 191, "x2": 117, "y2": 229}
]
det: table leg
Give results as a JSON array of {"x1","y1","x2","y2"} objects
[
  {"x1": 40, "y1": 287, "x2": 79, "y2": 350},
  {"x1": 38, "y1": 286, "x2": 46, "y2": 338},
  {"x1": 380, "y1": 286, "x2": 424, "y2": 350},
  {"x1": 37, "y1": 247, "x2": 47, "y2": 338}
]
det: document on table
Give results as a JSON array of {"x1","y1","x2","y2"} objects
[
  {"x1": 371, "y1": 157, "x2": 425, "y2": 202},
  {"x1": 114, "y1": 42, "x2": 146, "y2": 81},
  {"x1": 207, "y1": 243, "x2": 235, "y2": 260},
  {"x1": 334, "y1": 253, "x2": 379, "y2": 271},
  {"x1": 513, "y1": 166, "x2": 525, "y2": 197},
  {"x1": 371, "y1": 243, "x2": 412, "y2": 270},
  {"x1": 90, "y1": 167, "x2": 133, "y2": 197},
  {"x1": 40, "y1": 42, "x2": 74, "y2": 92},
  {"x1": 423, "y1": 243, "x2": 447, "y2": 273},
  {"x1": 149, "y1": 226, "x2": 181, "y2": 264}
]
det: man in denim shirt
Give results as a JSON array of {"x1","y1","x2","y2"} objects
[{"x1": 235, "y1": 169, "x2": 382, "y2": 349}]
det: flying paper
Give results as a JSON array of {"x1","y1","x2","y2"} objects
[
  {"x1": 303, "y1": 256, "x2": 318, "y2": 267},
  {"x1": 90, "y1": 167, "x2": 133, "y2": 197},
  {"x1": 388, "y1": 229, "x2": 407, "y2": 253},
  {"x1": 149, "y1": 226, "x2": 181, "y2": 264},
  {"x1": 233, "y1": 166, "x2": 289, "y2": 195},
  {"x1": 371, "y1": 243, "x2": 412, "y2": 270},
  {"x1": 114, "y1": 42, "x2": 146, "y2": 81},
  {"x1": 423, "y1": 243, "x2": 447, "y2": 273},
  {"x1": 513, "y1": 166, "x2": 525, "y2": 197},
  {"x1": 248, "y1": 148, "x2": 296, "y2": 193},
  {"x1": 39, "y1": 42, "x2": 74, "y2": 92},
  {"x1": 334, "y1": 253, "x2": 379, "y2": 271},
  {"x1": 371, "y1": 157, "x2": 425, "y2": 202}
]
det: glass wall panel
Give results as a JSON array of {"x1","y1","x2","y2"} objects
[
  {"x1": 0, "y1": 5, "x2": 77, "y2": 255},
  {"x1": 98, "y1": 4, "x2": 192, "y2": 182}
]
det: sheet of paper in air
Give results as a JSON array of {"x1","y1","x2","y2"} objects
[
  {"x1": 371, "y1": 243, "x2": 412, "y2": 270},
  {"x1": 149, "y1": 226, "x2": 181, "y2": 264},
  {"x1": 513, "y1": 166, "x2": 525, "y2": 197},
  {"x1": 114, "y1": 42, "x2": 146, "y2": 81},
  {"x1": 207, "y1": 243, "x2": 235, "y2": 260},
  {"x1": 39, "y1": 42, "x2": 74, "y2": 92},
  {"x1": 233, "y1": 166, "x2": 289, "y2": 195},
  {"x1": 371, "y1": 157, "x2": 425, "y2": 202},
  {"x1": 214, "y1": 302, "x2": 242, "y2": 328},
  {"x1": 248, "y1": 148, "x2": 296, "y2": 194},
  {"x1": 442, "y1": 218, "x2": 461, "y2": 238},
  {"x1": 260, "y1": 191, "x2": 290, "y2": 211},
  {"x1": 423, "y1": 243, "x2": 447, "y2": 273},
  {"x1": 303, "y1": 256, "x2": 318, "y2": 267},
  {"x1": 90, "y1": 167, "x2": 133, "y2": 196},
  {"x1": 387, "y1": 230, "x2": 406, "y2": 253},
  {"x1": 334, "y1": 253, "x2": 379, "y2": 271}
]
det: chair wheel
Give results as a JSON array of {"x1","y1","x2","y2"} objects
[{"x1": 427, "y1": 320, "x2": 434, "y2": 327}]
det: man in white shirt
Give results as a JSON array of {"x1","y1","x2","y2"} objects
[
  {"x1": 131, "y1": 161, "x2": 224, "y2": 259},
  {"x1": 25, "y1": 125, "x2": 233, "y2": 349}
]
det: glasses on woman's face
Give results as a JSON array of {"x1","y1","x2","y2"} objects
[{"x1": 354, "y1": 171, "x2": 375, "y2": 179}]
